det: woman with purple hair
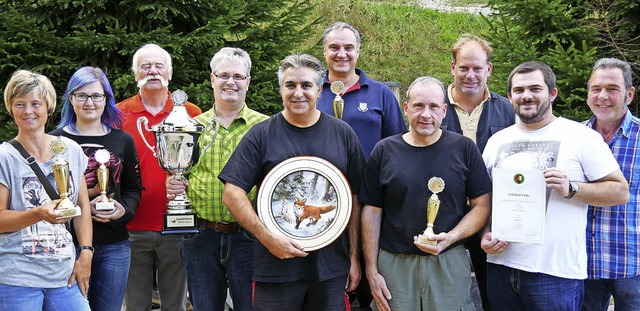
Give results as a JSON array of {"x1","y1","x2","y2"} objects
[{"x1": 50, "y1": 66, "x2": 143, "y2": 311}]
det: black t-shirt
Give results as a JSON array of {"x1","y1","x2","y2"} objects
[
  {"x1": 359, "y1": 131, "x2": 491, "y2": 255},
  {"x1": 50, "y1": 128, "x2": 142, "y2": 245},
  {"x1": 219, "y1": 112, "x2": 366, "y2": 282}
]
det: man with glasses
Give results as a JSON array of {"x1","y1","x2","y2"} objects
[
  {"x1": 118, "y1": 43, "x2": 201, "y2": 311},
  {"x1": 166, "y1": 47, "x2": 268, "y2": 311}
]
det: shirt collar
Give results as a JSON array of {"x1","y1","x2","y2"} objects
[{"x1": 586, "y1": 109, "x2": 634, "y2": 139}]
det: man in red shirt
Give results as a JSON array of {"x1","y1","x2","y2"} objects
[{"x1": 117, "y1": 43, "x2": 201, "y2": 311}]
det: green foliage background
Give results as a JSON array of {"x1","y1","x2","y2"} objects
[
  {"x1": 0, "y1": 0, "x2": 317, "y2": 141},
  {"x1": 1, "y1": 0, "x2": 638, "y2": 142}
]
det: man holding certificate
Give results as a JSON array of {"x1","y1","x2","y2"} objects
[
  {"x1": 481, "y1": 61, "x2": 629, "y2": 310},
  {"x1": 361, "y1": 76, "x2": 492, "y2": 311}
]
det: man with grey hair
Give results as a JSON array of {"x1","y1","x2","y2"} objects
[
  {"x1": 582, "y1": 58, "x2": 640, "y2": 311},
  {"x1": 220, "y1": 53, "x2": 366, "y2": 310},
  {"x1": 166, "y1": 47, "x2": 268, "y2": 311},
  {"x1": 118, "y1": 43, "x2": 201, "y2": 311},
  {"x1": 318, "y1": 22, "x2": 406, "y2": 158},
  {"x1": 361, "y1": 76, "x2": 492, "y2": 311}
]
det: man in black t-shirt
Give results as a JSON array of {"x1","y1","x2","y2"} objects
[
  {"x1": 219, "y1": 54, "x2": 366, "y2": 311},
  {"x1": 360, "y1": 76, "x2": 491, "y2": 311}
]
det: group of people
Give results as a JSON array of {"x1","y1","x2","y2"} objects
[{"x1": 0, "y1": 20, "x2": 638, "y2": 311}]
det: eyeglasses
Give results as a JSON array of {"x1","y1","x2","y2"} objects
[
  {"x1": 214, "y1": 73, "x2": 248, "y2": 81},
  {"x1": 73, "y1": 93, "x2": 106, "y2": 102}
]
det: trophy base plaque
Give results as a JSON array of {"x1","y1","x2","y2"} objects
[
  {"x1": 418, "y1": 227, "x2": 437, "y2": 245},
  {"x1": 163, "y1": 209, "x2": 198, "y2": 235},
  {"x1": 55, "y1": 198, "x2": 82, "y2": 220},
  {"x1": 418, "y1": 233, "x2": 437, "y2": 245},
  {"x1": 95, "y1": 201, "x2": 115, "y2": 211}
]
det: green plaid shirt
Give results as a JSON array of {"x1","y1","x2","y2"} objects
[{"x1": 187, "y1": 105, "x2": 268, "y2": 222}]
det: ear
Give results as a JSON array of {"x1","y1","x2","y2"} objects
[
  {"x1": 450, "y1": 61, "x2": 456, "y2": 75},
  {"x1": 487, "y1": 63, "x2": 493, "y2": 76},
  {"x1": 627, "y1": 87, "x2": 636, "y2": 106},
  {"x1": 210, "y1": 72, "x2": 216, "y2": 88},
  {"x1": 403, "y1": 101, "x2": 409, "y2": 116},
  {"x1": 550, "y1": 87, "x2": 558, "y2": 102}
]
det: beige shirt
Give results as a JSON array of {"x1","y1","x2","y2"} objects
[{"x1": 447, "y1": 84, "x2": 491, "y2": 144}]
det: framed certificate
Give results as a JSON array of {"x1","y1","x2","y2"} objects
[
  {"x1": 257, "y1": 156, "x2": 352, "y2": 251},
  {"x1": 492, "y1": 168, "x2": 546, "y2": 243}
]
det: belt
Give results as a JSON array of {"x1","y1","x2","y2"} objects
[{"x1": 196, "y1": 218, "x2": 242, "y2": 233}]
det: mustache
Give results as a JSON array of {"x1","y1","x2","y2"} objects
[{"x1": 137, "y1": 75, "x2": 169, "y2": 88}]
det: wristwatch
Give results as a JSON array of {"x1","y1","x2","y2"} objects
[
  {"x1": 80, "y1": 246, "x2": 94, "y2": 253},
  {"x1": 564, "y1": 181, "x2": 580, "y2": 199}
]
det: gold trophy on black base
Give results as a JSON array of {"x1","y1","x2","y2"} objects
[
  {"x1": 418, "y1": 177, "x2": 445, "y2": 245},
  {"x1": 94, "y1": 149, "x2": 115, "y2": 211},
  {"x1": 50, "y1": 138, "x2": 82, "y2": 219}
]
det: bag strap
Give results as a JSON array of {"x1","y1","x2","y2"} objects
[{"x1": 8, "y1": 139, "x2": 60, "y2": 200}]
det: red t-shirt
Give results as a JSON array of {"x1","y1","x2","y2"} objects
[{"x1": 117, "y1": 92, "x2": 202, "y2": 232}]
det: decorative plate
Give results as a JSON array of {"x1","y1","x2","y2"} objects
[{"x1": 257, "y1": 156, "x2": 352, "y2": 251}]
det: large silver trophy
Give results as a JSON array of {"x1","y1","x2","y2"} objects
[{"x1": 137, "y1": 90, "x2": 219, "y2": 234}]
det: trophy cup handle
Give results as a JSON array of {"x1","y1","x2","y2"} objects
[
  {"x1": 199, "y1": 116, "x2": 221, "y2": 157},
  {"x1": 136, "y1": 117, "x2": 157, "y2": 158}
]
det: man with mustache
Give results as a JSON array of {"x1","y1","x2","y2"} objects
[
  {"x1": 117, "y1": 43, "x2": 201, "y2": 311},
  {"x1": 582, "y1": 58, "x2": 640, "y2": 311},
  {"x1": 481, "y1": 61, "x2": 628, "y2": 310},
  {"x1": 440, "y1": 34, "x2": 515, "y2": 311}
]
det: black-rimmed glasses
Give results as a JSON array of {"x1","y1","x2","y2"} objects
[{"x1": 73, "y1": 93, "x2": 106, "y2": 102}]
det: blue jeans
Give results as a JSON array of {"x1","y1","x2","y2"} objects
[
  {"x1": 84, "y1": 240, "x2": 131, "y2": 311},
  {"x1": 582, "y1": 275, "x2": 640, "y2": 311},
  {"x1": 487, "y1": 263, "x2": 584, "y2": 311},
  {"x1": 181, "y1": 227, "x2": 255, "y2": 311},
  {"x1": 0, "y1": 283, "x2": 90, "y2": 311}
]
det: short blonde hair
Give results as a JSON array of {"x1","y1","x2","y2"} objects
[{"x1": 4, "y1": 70, "x2": 56, "y2": 117}]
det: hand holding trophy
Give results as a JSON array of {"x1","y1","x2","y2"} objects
[
  {"x1": 50, "y1": 138, "x2": 82, "y2": 219},
  {"x1": 94, "y1": 149, "x2": 115, "y2": 211},
  {"x1": 418, "y1": 177, "x2": 445, "y2": 245},
  {"x1": 331, "y1": 81, "x2": 345, "y2": 119}
]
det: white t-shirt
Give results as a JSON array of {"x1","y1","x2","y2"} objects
[{"x1": 482, "y1": 117, "x2": 619, "y2": 279}]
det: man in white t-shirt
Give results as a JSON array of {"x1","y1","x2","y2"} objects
[{"x1": 481, "y1": 61, "x2": 629, "y2": 310}]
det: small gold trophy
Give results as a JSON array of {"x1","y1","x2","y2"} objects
[
  {"x1": 50, "y1": 138, "x2": 82, "y2": 219},
  {"x1": 418, "y1": 177, "x2": 445, "y2": 245},
  {"x1": 330, "y1": 81, "x2": 345, "y2": 119},
  {"x1": 94, "y1": 149, "x2": 115, "y2": 211}
]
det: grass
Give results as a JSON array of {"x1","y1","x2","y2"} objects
[{"x1": 305, "y1": 0, "x2": 491, "y2": 101}]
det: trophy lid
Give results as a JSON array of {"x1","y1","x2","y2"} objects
[{"x1": 151, "y1": 89, "x2": 205, "y2": 133}]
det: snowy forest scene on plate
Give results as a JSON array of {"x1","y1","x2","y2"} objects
[{"x1": 270, "y1": 170, "x2": 339, "y2": 238}]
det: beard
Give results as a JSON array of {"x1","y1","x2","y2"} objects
[
  {"x1": 516, "y1": 99, "x2": 552, "y2": 124},
  {"x1": 137, "y1": 75, "x2": 169, "y2": 88}
]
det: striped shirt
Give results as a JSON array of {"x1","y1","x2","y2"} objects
[
  {"x1": 187, "y1": 105, "x2": 268, "y2": 222},
  {"x1": 585, "y1": 110, "x2": 640, "y2": 279}
]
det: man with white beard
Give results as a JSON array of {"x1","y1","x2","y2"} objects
[{"x1": 118, "y1": 43, "x2": 202, "y2": 311}]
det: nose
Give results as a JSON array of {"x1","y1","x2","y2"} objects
[
  {"x1": 420, "y1": 108, "x2": 432, "y2": 118},
  {"x1": 337, "y1": 47, "x2": 347, "y2": 58},
  {"x1": 597, "y1": 88, "x2": 609, "y2": 100},
  {"x1": 293, "y1": 85, "x2": 304, "y2": 97}
]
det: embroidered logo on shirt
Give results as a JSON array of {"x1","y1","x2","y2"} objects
[{"x1": 358, "y1": 102, "x2": 368, "y2": 112}]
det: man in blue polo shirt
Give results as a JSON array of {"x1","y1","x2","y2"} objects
[
  {"x1": 317, "y1": 21, "x2": 406, "y2": 311},
  {"x1": 317, "y1": 21, "x2": 406, "y2": 158}
]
